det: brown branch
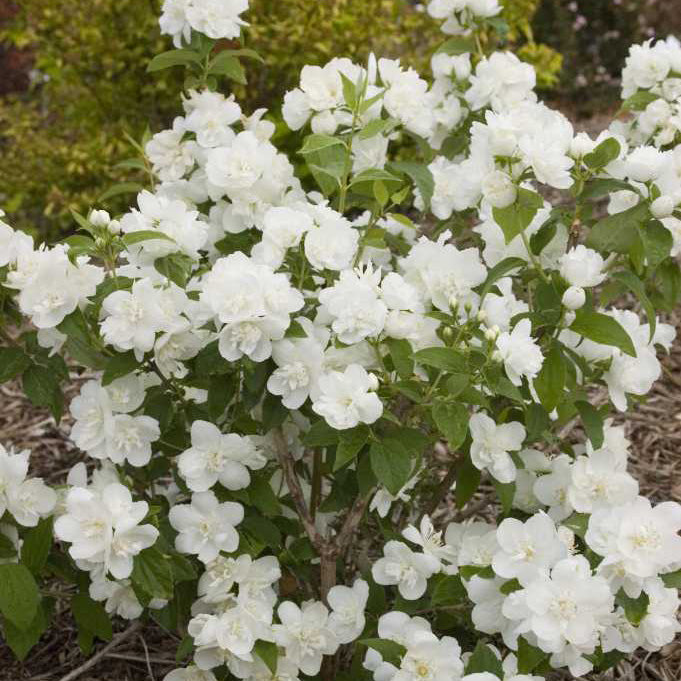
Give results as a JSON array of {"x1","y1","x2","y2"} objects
[
  {"x1": 335, "y1": 491, "x2": 373, "y2": 554},
  {"x1": 272, "y1": 427, "x2": 322, "y2": 548},
  {"x1": 58, "y1": 621, "x2": 143, "y2": 681},
  {"x1": 422, "y1": 448, "x2": 464, "y2": 518}
]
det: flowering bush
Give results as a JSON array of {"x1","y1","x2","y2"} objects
[{"x1": 1, "y1": 1, "x2": 681, "y2": 680}]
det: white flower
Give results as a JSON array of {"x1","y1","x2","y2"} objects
[
  {"x1": 0, "y1": 445, "x2": 57, "y2": 527},
  {"x1": 481, "y1": 170, "x2": 517, "y2": 208},
  {"x1": 6, "y1": 245, "x2": 103, "y2": 329},
  {"x1": 273, "y1": 600, "x2": 339, "y2": 676},
  {"x1": 402, "y1": 515, "x2": 458, "y2": 567},
  {"x1": 466, "y1": 52, "x2": 536, "y2": 112},
  {"x1": 495, "y1": 319, "x2": 544, "y2": 386},
  {"x1": 90, "y1": 413, "x2": 160, "y2": 467},
  {"x1": 492, "y1": 513, "x2": 566, "y2": 585},
  {"x1": 372, "y1": 540, "x2": 441, "y2": 600},
  {"x1": 559, "y1": 245, "x2": 606, "y2": 288},
  {"x1": 267, "y1": 318, "x2": 329, "y2": 409},
  {"x1": 169, "y1": 491, "x2": 244, "y2": 563},
  {"x1": 312, "y1": 364, "x2": 383, "y2": 430},
  {"x1": 185, "y1": 0, "x2": 249, "y2": 41},
  {"x1": 567, "y1": 448, "x2": 638, "y2": 513},
  {"x1": 623, "y1": 146, "x2": 668, "y2": 182},
  {"x1": 328, "y1": 578, "x2": 369, "y2": 644},
  {"x1": 502, "y1": 556, "x2": 614, "y2": 663},
  {"x1": 586, "y1": 496, "x2": 681, "y2": 581},
  {"x1": 469, "y1": 413, "x2": 525, "y2": 483},
  {"x1": 318, "y1": 266, "x2": 388, "y2": 344},
  {"x1": 100, "y1": 279, "x2": 176, "y2": 359},
  {"x1": 304, "y1": 211, "x2": 359, "y2": 271},
  {"x1": 55, "y1": 483, "x2": 157, "y2": 578},
  {"x1": 164, "y1": 666, "x2": 217, "y2": 681},
  {"x1": 178, "y1": 420, "x2": 266, "y2": 492},
  {"x1": 394, "y1": 632, "x2": 464, "y2": 681}
]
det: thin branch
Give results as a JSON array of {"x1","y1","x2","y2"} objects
[
  {"x1": 335, "y1": 491, "x2": 373, "y2": 553},
  {"x1": 422, "y1": 449, "x2": 464, "y2": 518},
  {"x1": 272, "y1": 427, "x2": 321, "y2": 548},
  {"x1": 58, "y1": 621, "x2": 143, "y2": 681}
]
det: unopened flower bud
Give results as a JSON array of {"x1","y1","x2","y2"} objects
[
  {"x1": 491, "y1": 349, "x2": 502, "y2": 363},
  {"x1": 442, "y1": 326, "x2": 454, "y2": 341},
  {"x1": 449, "y1": 295, "x2": 459, "y2": 311},
  {"x1": 476, "y1": 309, "x2": 488, "y2": 323},
  {"x1": 367, "y1": 372, "x2": 379, "y2": 391},
  {"x1": 89, "y1": 209, "x2": 111, "y2": 228},
  {"x1": 651, "y1": 195, "x2": 675, "y2": 219},
  {"x1": 107, "y1": 219, "x2": 122, "y2": 236},
  {"x1": 562, "y1": 286, "x2": 586, "y2": 310},
  {"x1": 464, "y1": 301, "x2": 473, "y2": 314}
]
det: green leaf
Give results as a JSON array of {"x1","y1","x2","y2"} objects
[
  {"x1": 62, "y1": 234, "x2": 96, "y2": 257},
  {"x1": 454, "y1": 455, "x2": 481, "y2": 508},
  {"x1": 303, "y1": 419, "x2": 340, "y2": 447},
  {"x1": 248, "y1": 475, "x2": 281, "y2": 517},
  {"x1": 102, "y1": 351, "x2": 139, "y2": 386},
  {"x1": 661, "y1": 568, "x2": 681, "y2": 588},
  {"x1": 641, "y1": 219, "x2": 673, "y2": 268},
  {"x1": 563, "y1": 512, "x2": 590, "y2": 539},
  {"x1": 517, "y1": 637, "x2": 549, "y2": 674},
  {"x1": 499, "y1": 578, "x2": 523, "y2": 595},
  {"x1": 285, "y1": 320, "x2": 308, "y2": 339},
  {"x1": 412, "y1": 347, "x2": 466, "y2": 373},
  {"x1": 386, "y1": 338, "x2": 414, "y2": 379},
  {"x1": 390, "y1": 162, "x2": 434, "y2": 210},
  {"x1": 580, "y1": 178, "x2": 633, "y2": 201},
  {"x1": 335, "y1": 425, "x2": 370, "y2": 471},
  {"x1": 583, "y1": 138, "x2": 621, "y2": 169},
  {"x1": 575, "y1": 401, "x2": 604, "y2": 449},
  {"x1": 97, "y1": 182, "x2": 144, "y2": 203},
  {"x1": 533, "y1": 346, "x2": 566, "y2": 412},
  {"x1": 300, "y1": 133, "x2": 345, "y2": 155},
  {"x1": 154, "y1": 252, "x2": 194, "y2": 287},
  {"x1": 570, "y1": 310, "x2": 636, "y2": 357},
  {"x1": 611, "y1": 270, "x2": 656, "y2": 341},
  {"x1": 72, "y1": 593, "x2": 113, "y2": 649},
  {"x1": 432, "y1": 402, "x2": 469, "y2": 450},
  {"x1": 616, "y1": 589, "x2": 649, "y2": 626},
  {"x1": 436, "y1": 36, "x2": 476, "y2": 55},
  {"x1": 0, "y1": 533, "x2": 17, "y2": 560},
  {"x1": 492, "y1": 188, "x2": 543, "y2": 244},
  {"x1": 0, "y1": 347, "x2": 31, "y2": 383},
  {"x1": 122, "y1": 230, "x2": 175, "y2": 246},
  {"x1": 446, "y1": 373, "x2": 469, "y2": 397},
  {"x1": 208, "y1": 52, "x2": 247, "y2": 83},
  {"x1": 262, "y1": 393, "x2": 288, "y2": 433},
  {"x1": 4, "y1": 600, "x2": 49, "y2": 660},
  {"x1": 214, "y1": 230, "x2": 256, "y2": 257},
  {"x1": 254, "y1": 639, "x2": 279, "y2": 675},
  {"x1": 370, "y1": 440, "x2": 412, "y2": 496},
  {"x1": 0, "y1": 564, "x2": 40, "y2": 630},
  {"x1": 478, "y1": 256, "x2": 525, "y2": 301},
  {"x1": 340, "y1": 72, "x2": 358, "y2": 111},
  {"x1": 22, "y1": 518, "x2": 53, "y2": 575},
  {"x1": 360, "y1": 638, "x2": 406, "y2": 666},
  {"x1": 147, "y1": 48, "x2": 201, "y2": 72},
  {"x1": 358, "y1": 117, "x2": 393, "y2": 140},
  {"x1": 493, "y1": 479, "x2": 516, "y2": 514},
  {"x1": 22, "y1": 364, "x2": 63, "y2": 421},
  {"x1": 464, "y1": 641, "x2": 504, "y2": 677},
  {"x1": 586, "y1": 202, "x2": 649, "y2": 254},
  {"x1": 621, "y1": 90, "x2": 659, "y2": 111},
  {"x1": 222, "y1": 48, "x2": 264, "y2": 63},
  {"x1": 430, "y1": 574, "x2": 466, "y2": 607},
  {"x1": 131, "y1": 547, "x2": 174, "y2": 602}
]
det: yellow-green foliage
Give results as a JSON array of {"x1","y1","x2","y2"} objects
[{"x1": 0, "y1": 0, "x2": 557, "y2": 237}]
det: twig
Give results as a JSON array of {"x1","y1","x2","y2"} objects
[
  {"x1": 335, "y1": 492, "x2": 372, "y2": 553},
  {"x1": 273, "y1": 428, "x2": 321, "y2": 548},
  {"x1": 57, "y1": 621, "x2": 143, "y2": 681},
  {"x1": 138, "y1": 632, "x2": 156, "y2": 681},
  {"x1": 422, "y1": 450, "x2": 464, "y2": 518},
  {"x1": 105, "y1": 653, "x2": 177, "y2": 665}
]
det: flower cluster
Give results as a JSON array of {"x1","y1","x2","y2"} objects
[{"x1": 0, "y1": 2, "x2": 680, "y2": 681}]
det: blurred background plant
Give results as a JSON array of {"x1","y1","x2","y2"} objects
[{"x1": 1, "y1": 0, "x2": 678, "y2": 239}]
